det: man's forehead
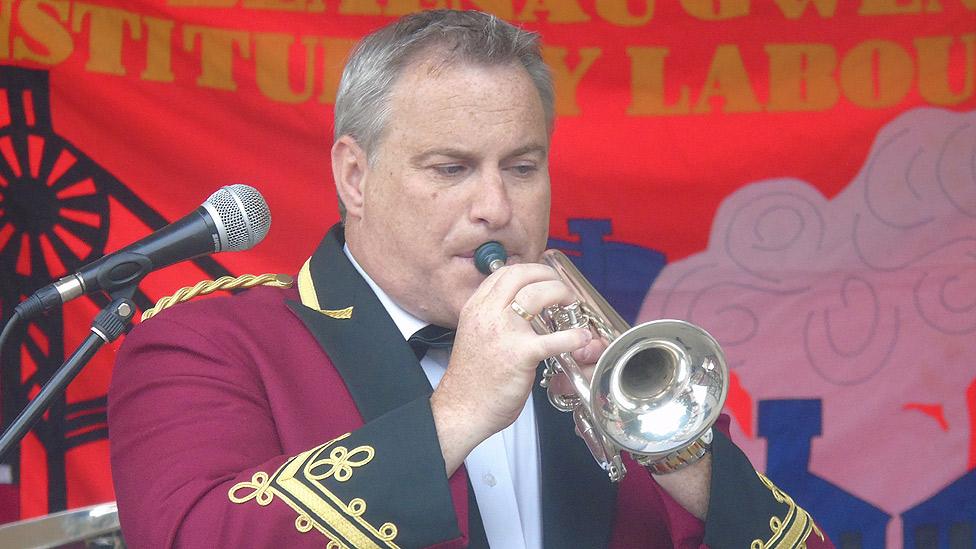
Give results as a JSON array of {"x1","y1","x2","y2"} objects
[
  {"x1": 394, "y1": 55, "x2": 525, "y2": 92},
  {"x1": 401, "y1": 45, "x2": 506, "y2": 78},
  {"x1": 386, "y1": 59, "x2": 543, "y2": 122},
  {"x1": 349, "y1": 54, "x2": 549, "y2": 166}
]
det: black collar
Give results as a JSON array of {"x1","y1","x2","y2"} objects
[
  {"x1": 288, "y1": 223, "x2": 616, "y2": 548},
  {"x1": 288, "y1": 224, "x2": 433, "y2": 422}
]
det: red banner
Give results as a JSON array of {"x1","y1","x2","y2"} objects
[{"x1": 0, "y1": 1, "x2": 973, "y2": 546}]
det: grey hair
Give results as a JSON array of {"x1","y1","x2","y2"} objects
[{"x1": 333, "y1": 10, "x2": 555, "y2": 221}]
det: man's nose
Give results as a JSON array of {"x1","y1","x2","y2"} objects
[{"x1": 469, "y1": 168, "x2": 513, "y2": 228}]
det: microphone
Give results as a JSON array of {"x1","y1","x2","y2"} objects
[{"x1": 15, "y1": 184, "x2": 271, "y2": 319}]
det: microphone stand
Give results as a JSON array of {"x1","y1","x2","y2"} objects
[{"x1": 0, "y1": 297, "x2": 136, "y2": 461}]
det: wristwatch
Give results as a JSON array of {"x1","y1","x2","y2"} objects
[{"x1": 635, "y1": 428, "x2": 713, "y2": 475}]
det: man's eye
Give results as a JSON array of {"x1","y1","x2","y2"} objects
[
  {"x1": 508, "y1": 164, "x2": 538, "y2": 177},
  {"x1": 434, "y1": 165, "x2": 467, "y2": 177}
]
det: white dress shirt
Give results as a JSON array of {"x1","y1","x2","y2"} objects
[{"x1": 344, "y1": 245, "x2": 543, "y2": 549}]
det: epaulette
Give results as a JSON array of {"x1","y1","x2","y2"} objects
[{"x1": 140, "y1": 273, "x2": 294, "y2": 321}]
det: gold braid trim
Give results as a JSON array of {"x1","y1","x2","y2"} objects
[
  {"x1": 228, "y1": 433, "x2": 399, "y2": 548},
  {"x1": 296, "y1": 257, "x2": 355, "y2": 319},
  {"x1": 141, "y1": 273, "x2": 294, "y2": 321},
  {"x1": 751, "y1": 473, "x2": 825, "y2": 549}
]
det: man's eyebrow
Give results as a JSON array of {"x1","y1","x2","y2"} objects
[
  {"x1": 411, "y1": 148, "x2": 474, "y2": 163},
  {"x1": 411, "y1": 144, "x2": 549, "y2": 164},
  {"x1": 505, "y1": 144, "x2": 548, "y2": 159}
]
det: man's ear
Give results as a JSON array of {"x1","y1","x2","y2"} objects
[{"x1": 332, "y1": 135, "x2": 369, "y2": 220}]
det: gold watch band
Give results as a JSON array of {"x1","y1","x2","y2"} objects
[{"x1": 636, "y1": 428, "x2": 713, "y2": 475}]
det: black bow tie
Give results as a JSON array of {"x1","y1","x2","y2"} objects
[{"x1": 407, "y1": 325, "x2": 455, "y2": 360}]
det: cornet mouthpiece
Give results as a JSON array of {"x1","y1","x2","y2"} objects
[{"x1": 474, "y1": 241, "x2": 507, "y2": 274}]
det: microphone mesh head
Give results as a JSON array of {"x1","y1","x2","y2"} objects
[{"x1": 204, "y1": 184, "x2": 271, "y2": 251}]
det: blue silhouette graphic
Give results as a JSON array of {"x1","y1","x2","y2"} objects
[
  {"x1": 902, "y1": 469, "x2": 975, "y2": 548},
  {"x1": 548, "y1": 220, "x2": 976, "y2": 548},
  {"x1": 759, "y1": 399, "x2": 890, "y2": 548},
  {"x1": 548, "y1": 219, "x2": 665, "y2": 325}
]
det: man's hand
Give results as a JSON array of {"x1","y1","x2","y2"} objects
[
  {"x1": 547, "y1": 327, "x2": 606, "y2": 404},
  {"x1": 430, "y1": 263, "x2": 592, "y2": 475}
]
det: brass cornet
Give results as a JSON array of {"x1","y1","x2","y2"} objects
[{"x1": 475, "y1": 242, "x2": 728, "y2": 482}]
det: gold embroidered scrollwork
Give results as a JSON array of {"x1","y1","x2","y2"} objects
[
  {"x1": 751, "y1": 473, "x2": 825, "y2": 549},
  {"x1": 228, "y1": 433, "x2": 399, "y2": 548},
  {"x1": 308, "y1": 444, "x2": 375, "y2": 482},
  {"x1": 228, "y1": 471, "x2": 275, "y2": 506},
  {"x1": 378, "y1": 522, "x2": 398, "y2": 543},
  {"x1": 296, "y1": 514, "x2": 315, "y2": 533}
]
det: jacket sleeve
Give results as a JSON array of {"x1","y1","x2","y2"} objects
[
  {"x1": 623, "y1": 415, "x2": 834, "y2": 549},
  {"x1": 108, "y1": 313, "x2": 467, "y2": 549}
]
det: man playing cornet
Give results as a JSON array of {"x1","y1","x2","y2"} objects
[{"x1": 109, "y1": 10, "x2": 830, "y2": 548}]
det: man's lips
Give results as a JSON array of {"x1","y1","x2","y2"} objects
[{"x1": 454, "y1": 249, "x2": 520, "y2": 263}]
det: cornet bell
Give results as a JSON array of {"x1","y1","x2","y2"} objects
[
  {"x1": 474, "y1": 243, "x2": 730, "y2": 482},
  {"x1": 590, "y1": 320, "x2": 728, "y2": 462}
]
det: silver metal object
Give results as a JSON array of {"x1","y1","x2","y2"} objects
[
  {"x1": 486, "y1": 257, "x2": 506, "y2": 272},
  {"x1": 201, "y1": 183, "x2": 271, "y2": 252},
  {"x1": 52, "y1": 274, "x2": 86, "y2": 303},
  {"x1": 0, "y1": 501, "x2": 123, "y2": 548},
  {"x1": 534, "y1": 250, "x2": 729, "y2": 481}
]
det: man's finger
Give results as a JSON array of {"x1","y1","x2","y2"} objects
[
  {"x1": 571, "y1": 337, "x2": 606, "y2": 366},
  {"x1": 531, "y1": 327, "x2": 592, "y2": 364},
  {"x1": 510, "y1": 279, "x2": 577, "y2": 319},
  {"x1": 481, "y1": 263, "x2": 560, "y2": 305}
]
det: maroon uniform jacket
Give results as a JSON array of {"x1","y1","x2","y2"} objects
[{"x1": 108, "y1": 224, "x2": 829, "y2": 548}]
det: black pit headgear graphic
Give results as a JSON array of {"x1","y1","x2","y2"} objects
[{"x1": 0, "y1": 67, "x2": 230, "y2": 513}]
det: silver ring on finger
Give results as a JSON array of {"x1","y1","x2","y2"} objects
[{"x1": 510, "y1": 300, "x2": 535, "y2": 322}]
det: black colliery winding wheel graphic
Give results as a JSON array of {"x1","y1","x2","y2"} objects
[
  {"x1": 0, "y1": 67, "x2": 231, "y2": 513},
  {"x1": 0, "y1": 110, "x2": 112, "y2": 288}
]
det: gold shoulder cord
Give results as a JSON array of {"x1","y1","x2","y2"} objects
[{"x1": 140, "y1": 273, "x2": 294, "y2": 321}]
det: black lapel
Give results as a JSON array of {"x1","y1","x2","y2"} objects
[
  {"x1": 534, "y1": 369, "x2": 617, "y2": 549},
  {"x1": 287, "y1": 225, "x2": 488, "y2": 544},
  {"x1": 286, "y1": 224, "x2": 432, "y2": 422}
]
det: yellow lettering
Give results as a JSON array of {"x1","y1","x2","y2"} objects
[
  {"x1": 383, "y1": 0, "x2": 447, "y2": 16},
  {"x1": 840, "y1": 39, "x2": 913, "y2": 107},
  {"x1": 595, "y1": 0, "x2": 654, "y2": 26},
  {"x1": 141, "y1": 17, "x2": 175, "y2": 82},
  {"x1": 14, "y1": 0, "x2": 72, "y2": 65},
  {"x1": 71, "y1": 3, "x2": 142, "y2": 76},
  {"x1": 680, "y1": 0, "x2": 749, "y2": 20},
  {"x1": 167, "y1": 0, "x2": 236, "y2": 6},
  {"x1": 466, "y1": 0, "x2": 514, "y2": 19},
  {"x1": 317, "y1": 37, "x2": 356, "y2": 104},
  {"x1": 254, "y1": 33, "x2": 316, "y2": 103},
  {"x1": 915, "y1": 34, "x2": 975, "y2": 105},
  {"x1": 0, "y1": 0, "x2": 11, "y2": 58},
  {"x1": 626, "y1": 46, "x2": 691, "y2": 115},
  {"x1": 183, "y1": 25, "x2": 250, "y2": 91},
  {"x1": 243, "y1": 0, "x2": 325, "y2": 10},
  {"x1": 517, "y1": 0, "x2": 590, "y2": 23},
  {"x1": 541, "y1": 47, "x2": 601, "y2": 116},
  {"x1": 339, "y1": 0, "x2": 510, "y2": 20},
  {"x1": 693, "y1": 44, "x2": 761, "y2": 113},
  {"x1": 774, "y1": 0, "x2": 838, "y2": 18},
  {"x1": 857, "y1": 0, "x2": 941, "y2": 14},
  {"x1": 338, "y1": 0, "x2": 381, "y2": 14},
  {"x1": 765, "y1": 43, "x2": 839, "y2": 111}
]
